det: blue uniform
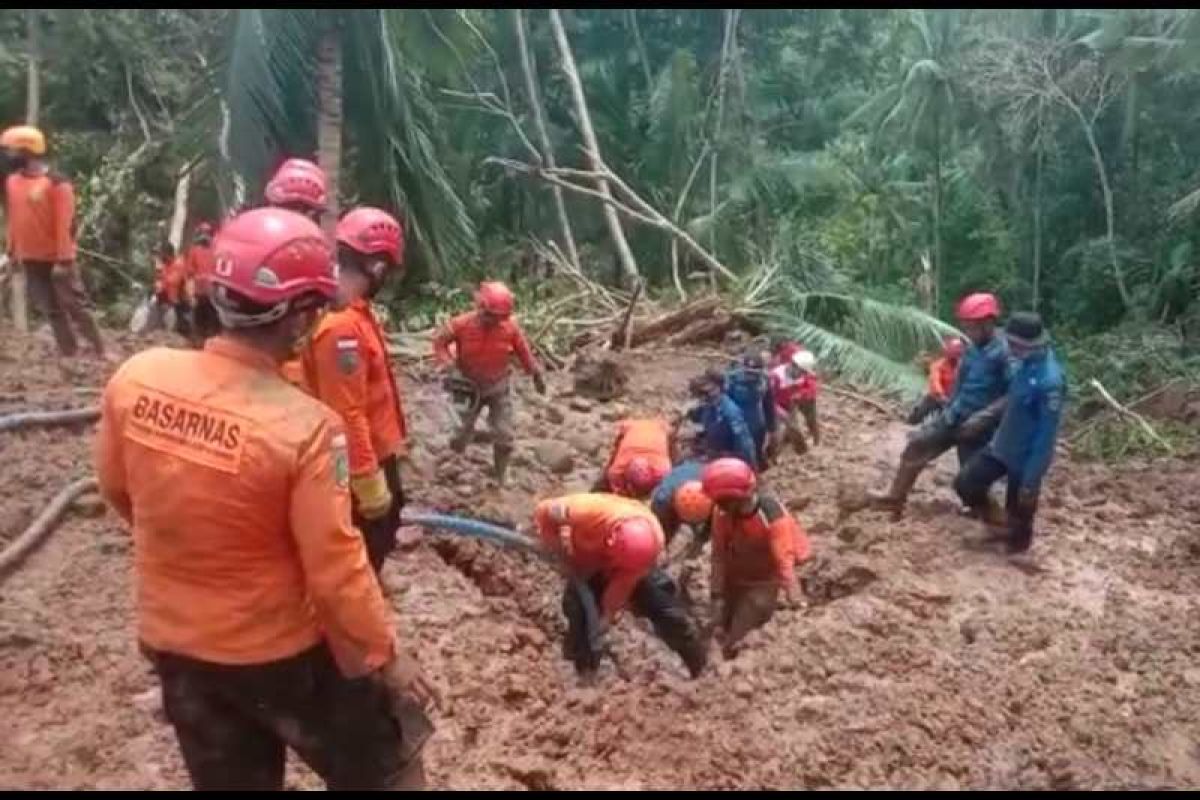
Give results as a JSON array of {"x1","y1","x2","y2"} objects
[
  {"x1": 944, "y1": 335, "x2": 1011, "y2": 426},
  {"x1": 687, "y1": 394, "x2": 758, "y2": 469},
  {"x1": 650, "y1": 460, "x2": 705, "y2": 521},
  {"x1": 724, "y1": 367, "x2": 776, "y2": 464},
  {"x1": 987, "y1": 348, "x2": 1065, "y2": 491}
]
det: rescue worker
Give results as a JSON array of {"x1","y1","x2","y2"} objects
[
  {"x1": 264, "y1": 157, "x2": 328, "y2": 223},
  {"x1": 864, "y1": 292, "x2": 1011, "y2": 516},
  {"x1": 683, "y1": 368, "x2": 758, "y2": 469},
  {"x1": 297, "y1": 207, "x2": 408, "y2": 575},
  {"x1": 954, "y1": 312, "x2": 1065, "y2": 558},
  {"x1": 593, "y1": 417, "x2": 672, "y2": 499},
  {"x1": 768, "y1": 348, "x2": 821, "y2": 458},
  {"x1": 93, "y1": 207, "x2": 436, "y2": 791},
  {"x1": 151, "y1": 240, "x2": 192, "y2": 338},
  {"x1": 433, "y1": 281, "x2": 547, "y2": 485},
  {"x1": 649, "y1": 460, "x2": 709, "y2": 546},
  {"x1": 703, "y1": 458, "x2": 812, "y2": 658},
  {"x1": 724, "y1": 348, "x2": 777, "y2": 469},
  {"x1": 185, "y1": 221, "x2": 219, "y2": 345},
  {"x1": 1, "y1": 124, "x2": 110, "y2": 361},
  {"x1": 533, "y1": 493, "x2": 707, "y2": 679},
  {"x1": 907, "y1": 336, "x2": 965, "y2": 425}
]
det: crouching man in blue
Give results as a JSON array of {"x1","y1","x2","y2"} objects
[{"x1": 953, "y1": 312, "x2": 1065, "y2": 557}]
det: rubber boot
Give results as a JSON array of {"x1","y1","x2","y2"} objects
[
  {"x1": 493, "y1": 443, "x2": 513, "y2": 486},
  {"x1": 866, "y1": 460, "x2": 922, "y2": 518}
]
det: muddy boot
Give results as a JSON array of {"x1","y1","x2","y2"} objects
[
  {"x1": 492, "y1": 443, "x2": 512, "y2": 486},
  {"x1": 865, "y1": 461, "x2": 922, "y2": 519}
]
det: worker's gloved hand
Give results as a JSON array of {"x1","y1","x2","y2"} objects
[
  {"x1": 375, "y1": 650, "x2": 441, "y2": 712},
  {"x1": 51, "y1": 261, "x2": 72, "y2": 280},
  {"x1": 351, "y1": 469, "x2": 393, "y2": 520},
  {"x1": 781, "y1": 583, "x2": 802, "y2": 610},
  {"x1": 532, "y1": 371, "x2": 548, "y2": 396},
  {"x1": 1016, "y1": 486, "x2": 1040, "y2": 513}
]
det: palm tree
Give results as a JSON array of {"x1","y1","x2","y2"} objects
[
  {"x1": 222, "y1": 9, "x2": 477, "y2": 273},
  {"x1": 849, "y1": 10, "x2": 963, "y2": 312}
]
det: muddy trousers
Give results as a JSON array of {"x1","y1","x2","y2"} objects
[
  {"x1": 147, "y1": 644, "x2": 425, "y2": 791},
  {"x1": 906, "y1": 394, "x2": 945, "y2": 426},
  {"x1": 450, "y1": 380, "x2": 514, "y2": 479},
  {"x1": 352, "y1": 456, "x2": 405, "y2": 576},
  {"x1": 22, "y1": 261, "x2": 105, "y2": 356},
  {"x1": 953, "y1": 453, "x2": 1036, "y2": 553},
  {"x1": 776, "y1": 399, "x2": 820, "y2": 454},
  {"x1": 720, "y1": 583, "x2": 779, "y2": 654},
  {"x1": 562, "y1": 569, "x2": 707, "y2": 678}
]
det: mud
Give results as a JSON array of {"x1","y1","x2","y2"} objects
[{"x1": 2, "y1": 330, "x2": 1200, "y2": 789}]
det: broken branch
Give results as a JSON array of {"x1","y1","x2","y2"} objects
[{"x1": 1088, "y1": 378, "x2": 1175, "y2": 454}]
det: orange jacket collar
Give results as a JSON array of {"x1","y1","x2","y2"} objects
[{"x1": 205, "y1": 336, "x2": 281, "y2": 372}]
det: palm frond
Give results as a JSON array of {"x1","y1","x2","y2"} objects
[{"x1": 761, "y1": 283, "x2": 962, "y2": 399}]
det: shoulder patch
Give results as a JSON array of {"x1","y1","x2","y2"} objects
[{"x1": 336, "y1": 337, "x2": 360, "y2": 374}]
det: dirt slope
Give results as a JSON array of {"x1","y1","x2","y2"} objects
[{"x1": 1, "y1": 332, "x2": 1199, "y2": 790}]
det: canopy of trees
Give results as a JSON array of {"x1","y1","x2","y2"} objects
[{"x1": 1, "y1": 9, "x2": 1198, "y2": 418}]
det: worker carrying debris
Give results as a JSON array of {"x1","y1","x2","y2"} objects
[
  {"x1": 954, "y1": 311, "x2": 1065, "y2": 559},
  {"x1": 93, "y1": 207, "x2": 436, "y2": 791},
  {"x1": 533, "y1": 493, "x2": 707, "y2": 680},
  {"x1": 2, "y1": 124, "x2": 112, "y2": 362},
  {"x1": 185, "y1": 221, "x2": 219, "y2": 345},
  {"x1": 861, "y1": 292, "x2": 1010, "y2": 517},
  {"x1": 703, "y1": 458, "x2": 812, "y2": 659},
  {"x1": 297, "y1": 207, "x2": 409, "y2": 575},
  {"x1": 433, "y1": 280, "x2": 546, "y2": 485},
  {"x1": 684, "y1": 368, "x2": 759, "y2": 469},
  {"x1": 593, "y1": 417, "x2": 672, "y2": 499},
  {"x1": 907, "y1": 336, "x2": 965, "y2": 425},
  {"x1": 768, "y1": 347, "x2": 821, "y2": 459},
  {"x1": 724, "y1": 348, "x2": 777, "y2": 470}
]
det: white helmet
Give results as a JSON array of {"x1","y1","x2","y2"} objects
[{"x1": 791, "y1": 350, "x2": 817, "y2": 371}]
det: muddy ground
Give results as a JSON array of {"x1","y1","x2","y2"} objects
[{"x1": 2, "y1": 329, "x2": 1200, "y2": 790}]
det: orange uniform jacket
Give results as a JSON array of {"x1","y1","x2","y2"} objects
[
  {"x1": 94, "y1": 337, "x2": 396, "y2": 677},
  {"x1": 927, "y1": 356, "x2": 960, "y2": 403},
  {"x1": 603, "y1": 418, "x2": 672, "y2": 491},
  {"x1": 433, "y1": 311, "x2": 537, "y2": 388},
  {"x1": 154, "y1": 256, "x2": 189, "y2": 304},
  {"x1": 185, "y1": 242, "x2": 216, "y2": 295},
  {"x1": 711, "y1": 496, "x2": 811, "y2": 592},
  {"x1": 5, "y1": 170, "x2": 76, "y2": 263},
  {"x1": 534, "y1": 493, "x2": 665, "y2": 622},
  {"x1": 300, "y1": 299, "x2": 407, "y2": 476}
]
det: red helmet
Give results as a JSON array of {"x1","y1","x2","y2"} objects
[
  {"x1": 209, "y1": 208, "x2": 336, "y2": 327},
  {"x1": 701, "y1": 458, "x2": 757, "y2": 502},
  {"x1": 622, "y1": 458, "x2": 662, "y2": 497},
  {"x1": 337, "y1": 206, "x2": 405, "y2": 267},
  {"x1": 942, "y1": 336, "x2": 965, "y2": 359},
  {"x1": 476, "y1": 281, "x2": 514, "y2": 317},
  {"x1": 607, "y1": 517, "x2": 661, "y2": 572},
  {"x1": 956, "y1": 292, "x2": 1000, "y2": 322},
  {"x1": 264, "y1": 158, "x2": 328, "y2": 212},
  {"x1": 674, "y1": 480, "x2": 714, "y2": 524}
]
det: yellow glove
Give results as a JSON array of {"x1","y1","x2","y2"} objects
[{"x1": 350, "y1": 469, "x2": 393, "y2": 520}]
